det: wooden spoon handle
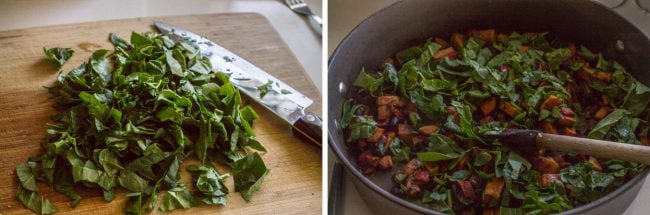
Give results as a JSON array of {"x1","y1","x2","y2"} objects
[{"x1": 537, "y1": 133, "x2": 650, "y2": 165}]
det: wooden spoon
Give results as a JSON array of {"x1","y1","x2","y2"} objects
[{"x1": 491, "y1": 129, "x2": 650, "y2": 165}]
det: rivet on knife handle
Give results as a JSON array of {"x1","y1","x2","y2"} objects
[{"x1": 292, "y1": 112, "x2": 322, "y2": 148}]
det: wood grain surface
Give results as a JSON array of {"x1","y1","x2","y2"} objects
[{"x1": 0, "y1": 13, "x2": 322, "y2": 215}]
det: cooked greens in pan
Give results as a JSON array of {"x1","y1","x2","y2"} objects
[{"x1": 341, "y1": 29, "x2": 648, "y2": 214}]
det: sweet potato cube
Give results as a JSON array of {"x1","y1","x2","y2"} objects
[
  {"x1": 455, "y1": 180, "x2": 477, "y2": 200},
  {"x1": 481, "y1": 97, "x2": 498, "y2": 116},
  {"x1": 560, "y1": 107, "x2": 575, "y2": 116},
  {"x1": 472, "y1": 29, "x2": 496, "y2": 42},
  {"x1": 483, "y1": 178, "x2": 505, "y2": 205},
  {"x1": 378, "y1": 155, "x2": 394, "y2": 169},
  {"x1": 499, "y1": 101, "x2": 519, "y2": 117},
  {"x1": 543, "y1": 122, "x2": 558, "y2": 134},
  {"x1": 403, "y1": 159, "x2": 420, "y2": 175},
  {"x1": 558, "y1": 115, "x2": 577, "y2": 126},
  {"x1": 483, "y1": 208, "x2": 500, "y2": 215},
  {"x1": 418, "y1": 125, "x2": 439, "y2": 136},
  {"x1": 539, "y1": 174, "x2": 561, "y2": 187},
  {"x1": 398, "y1": 123, "x2": 415, "y2": 144},
  {"x1": 593, "y1": 71, "x2": 611, "y2": 82},
  {"x1": 377, "y1": 95, "x2": 401, "y2": 106},
  {"x1": 435, "y1": 37, "x2": 449, "y2": 48},
  {"x1": 519, "y1": 46, "x2": 529, "y2": 53},
  {"x1": 562, "y1": 127, "x2": 577, "y2": 136},
  {"x1": 588, "y1": 156, "x2": 603, "y2": 172},
  {"x1": 594, "y1": 106, "x2": 609, "y2": 120},
  {"x1": 377, "y1": 105, "x2": 391, "y2": 121},
  {"x1": 640, "y1": 136, "x2": 650, "y2": 146},
  {"x1": 540, "y1": 95, "x2": 562, "y2": 110},
  {"x1": 433, "y1": 47, "x2": 458, "y2": 60},
  {"x1": 451, "y1": 33, "x2": 466, "y2": 48},
  {"x1": 367, "y1": 127, "x2": 385, "y2": 142},
  {"x1": 497, "y1": 33, "x2": 508, "y2": 43},
  {"x1": 534, "y1": 156, "x2": 560, "y2": 174}
]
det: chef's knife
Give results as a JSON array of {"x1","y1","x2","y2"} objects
[{"x1": 153, "y1": 21, "x2": 322, "y2": 148}]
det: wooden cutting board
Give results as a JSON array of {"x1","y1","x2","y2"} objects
[{"x1": 0, "y1": 13, "x2": 321, "y2": 215}]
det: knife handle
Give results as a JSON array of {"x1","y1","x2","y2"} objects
[{"x1": 292, "y1": 112, "x2": 322, "y2": 148}]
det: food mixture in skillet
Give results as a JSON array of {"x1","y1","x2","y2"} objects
[{"x1": 340, "y1": 29, "x2": 649, "y2": 214}]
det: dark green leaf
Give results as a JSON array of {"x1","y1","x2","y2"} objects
[
  {"x1": 257, "y1": 80, "x2": 273, "y2": 99},
  {"x1": 159, "y1": 185, "x2": 194, "y2": 211},
  {"x1": 16, "y1": 163, "x2": 38, "y2": 192},
  {"x1": 588, "y1": 109, "x2": 629, "y2": 139},
  {"x1": 109, "y1": 33, "x2": 130, "y2": 49},
  {"x1": 417, "y1": 151, "x2": 459, "y2": 162},
  {"x1": 43, "y1": 47, "x2": 73, "y2": 69},
  {"x1": 118, "y1": 170, "x2": 149, "y2": 192},
  {"x1": 232, "y1": 153, "x2": 269, "y2": 201},
  {"x1": 16, "y1": 184, "x2": 59, "y2": 215}
]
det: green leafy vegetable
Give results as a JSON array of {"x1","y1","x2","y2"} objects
[
  {"x1": 17, "y1": 31, "x2": 269, "y2": 214},
  {"x1": 232, "y1": 153, "x2": 269, "y2": 201},
  {"x1": 17, "y1": 185, "x2": 58, "y2": 215},
  {"x1": 159, "y1": 185, "x2": 194, "y2": 211},
  {"x1": 342, "y1": 29, "x2": 650, "y2": 214},
  {"x1": 43, "y1": 47, "x2": 74, "y2": 69},
  {"x1": 257, "y1": 80, "x2": 273, "y2": 99}
]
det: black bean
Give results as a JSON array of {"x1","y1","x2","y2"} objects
[
  {"x1": 391, "y1": 186, "x2": 405, "y2": 197},
  {"x1": 389, "y1": 116, "x2": 400, "y2": 127}
]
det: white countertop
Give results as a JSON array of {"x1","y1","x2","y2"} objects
[
  {"x1": 328, "y1": 0, "x2": 650, "y2": 214},
  {"x1": 0, "y1": 0, "x2": 322, "y2": 95}
]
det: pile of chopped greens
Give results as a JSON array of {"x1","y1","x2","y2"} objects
[
  {"x1": 341, "y1": 29, "x2": 648, "y2": 214},
  {"x1": 17, "y1": 32, "x2": 269, "y2": 214}
]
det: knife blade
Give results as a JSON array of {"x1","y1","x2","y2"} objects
[{"x1": 153, "y1": 21, "x2": 322, "y2": 148}]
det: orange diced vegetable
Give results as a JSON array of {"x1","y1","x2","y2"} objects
[
  {"x1": 543, "y1": 122, "x2": 559, "y2": 134},
  {"x1": 483, "y1": 208, "x2": 500, "y2": 215},
  {"x1": 640, "y1": 136, "x2": 650, "y2": 146},
  {"x1": 534, "y1": 156, "x2": 560, "y2": 174},
  {"x1": 594, "y1": 106, "x2": 609, "y2": 120},
  {"x1": 568, "y1": 43, "x2": 577, "y2": 54},
  {"x1": 560, "y1": 107, "x2": 575, "y2": 116},
  {"x1": 435, "y1": 37, "x2": 449, "y2": 48},
  {"x1": 481, "y1": 97, "x2": 498, "y2": 116},
  {"x1": 562, "y1": 127, "x2": 577, "y2": 136},
  {"x1": 377, "y1": 95, "x2": 401, "y2": 106},
  {"x1": 451, "y1": 33, "x2": 466, "y2": 47},
  {"x1": 398, "y1": 123, "x2": 415, "y2": 144},
  {"x1": 588, "y1": 156, "x2": 603, "y2": 172},
  {"x1": 471, "y1": 29, "x2": 496, "y2": 42},
  {"x1": 520, "y1": 45, "x2": 529, "y2": 53},
  {"x1": 403, "y1": 159, "x2": 420, "y2": 175},
  {"x1": 367, "y1": 127, "x2": 385, "y2": 142},
  {"x1": 540, "y1": 95, "x2": 562, "y2": 110},
  {"x1": 378, "y1": 155, "x2": 393, "y2": 169},
  {"x1": 499, "y1": 101, "x2": 519, "y2": 117},
  {"x1": 418, "y1": 125, "x2": 439, "y2": 136},
  {"x1": 456, "y1": 180, "x2": 477, "y2": 200},
  {"x1": 539, "y1": 174, "x2": 561, "y2": 187},
  {"x1": 593, "y1": 71, "x2": 611, "y2": 82},
  {"x1": 497, "y1": 33, "x2": 508, "y2": 42},
  {"x1": 483, "y1": 178, "x2": 505, "y2": 205},
  {"x1": 578, "y1": 63, "x2": 591, "y2": 80},
  {"x1": 433, "y1": 47, "x2": 458, "y2": 60},
  {"x1": 457, "y1": 155, "x2": 469, "y2": 170},
  {"x1": 480, "y1": 116, "x2": 494, "y2": 125},
  {"x1": 558, "y1": 115, "x2": 577, "y2": 126},
  {"x1": 424, "y1": 162, "x2": 441, "y2": 174},
  {"x1": 377, "y1": 105, "x2": 391, "y2": 120}
]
